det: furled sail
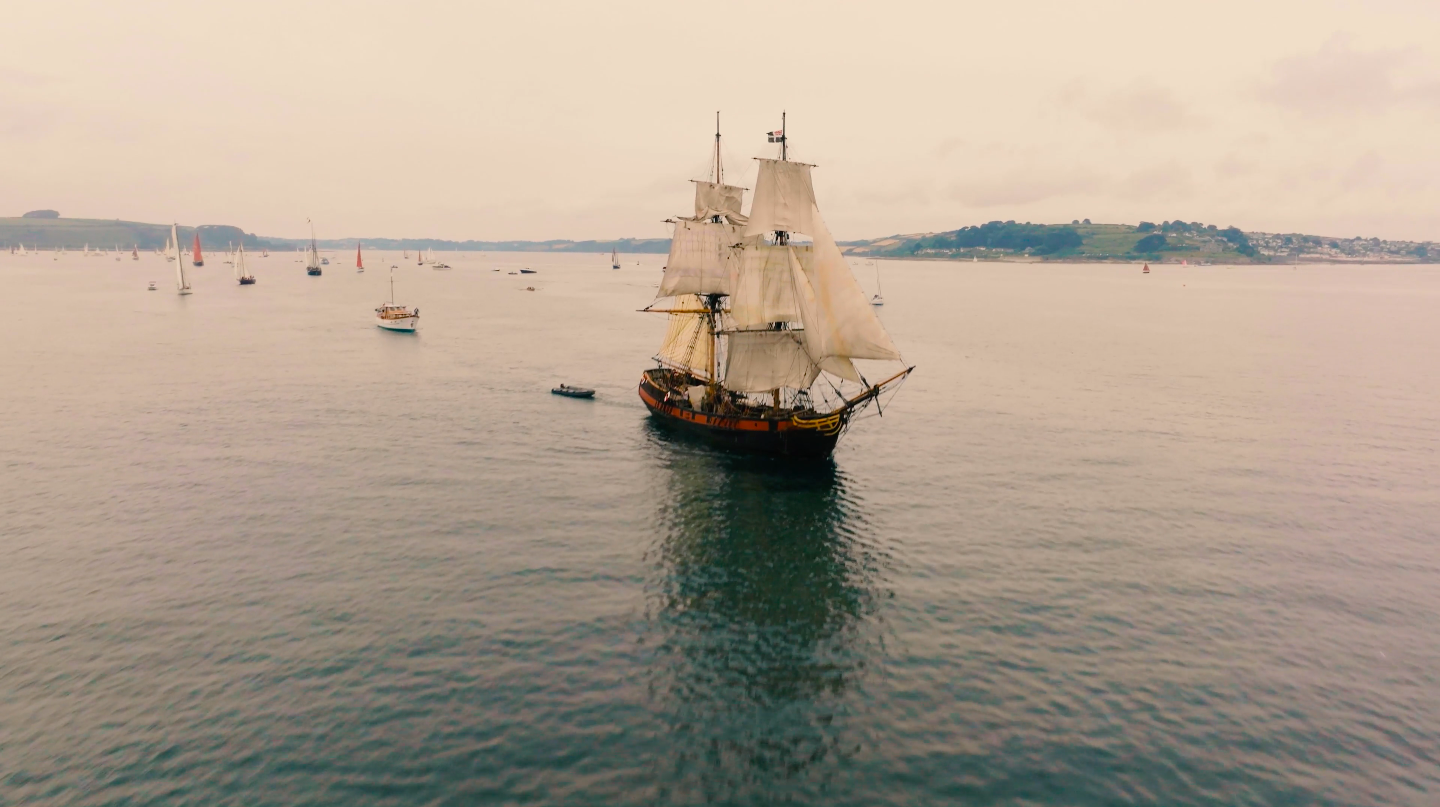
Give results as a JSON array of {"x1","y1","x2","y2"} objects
[
  {"x1": 693, "y1": 181, "x2": 747, "y2": 223},
  {"x1": 730, "y1": 244, "x2": 803, "y2": 328},
  {"x1": 723, "y1": 330, "x2": 820, "y2": 392},
  {"x1": 744, "y1": 159, "x2": 816, "y2": 237},
  {"x1": 658, "y1": 219, "x2": 741, "y2": 298},
  {"x1": 656, "y1": 294, "x2": 715, "y2": 379}
]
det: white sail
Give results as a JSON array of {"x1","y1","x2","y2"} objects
[
  {"x1": 693, "y1": 181, "x2": 747, "y2": 223},
  {"x1": 788, "y1": 216, "x2": 900, "y2": 380},
  {"x1": 656, "y1": 294, "x2": 714, "y2": 379},
  {"x1": 722, "y1": 330, "x2": 820, "y2": 392},
  {"x1": 744, "y1": 159, "x2": 816, "y2": 237},
  {"x1": 172, "y1": 224, "x2": 190, "y2": 293},
  {"x1": 658, "y1": 219, "x2": 742, "y2": 298},
  {"x1": 729, "y1": 243, "x2": 803, "y2": 328},
  {"x1": 236, "y1": 242, "x2": 248, "y2": 280}
]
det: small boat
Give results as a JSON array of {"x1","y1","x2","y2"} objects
[
  {"x1": 871, "y1": 259, "x2": 884, "y2": 306},
  {"x1": 320, "y1": 257, "x2": 329, "y2": 265},
  {"x1": 375, "y1": 266, "x2": 419, "y2": 332},
  {"x1": 147, "y1": 281, "x2": 157, "y2": 291},
  {"x1": 261, "y1": 248, "x2": 269, "y2": 257},
  {"x1": 432, "y1": 262, "x2": 451, "y2": 270},
  {"x1": 552, "y1": 384, "x2": 595, "y2": 398},
  {"x1": 305, "y1": 220, "x2": 322, "y2": 275},
  {"x1": 131, "y1": 245, "x2": 139, "y2": 260},
  {"x1": 611, "y1": 247, "x2": 620, "y2": 270},
  {"x1": 356, "y1": 242, "x2": 365, "y2": 273},
  {"x1": 1143, "y1": 263, "x2": 1150, "y2": 274},
  {"x1": 192, "y1": 233, "x2": 204, "y2": 266},
  {"x1": 236, "y1": 241, "x2": 256, "y2": 285},
  {"x1": 519, "y1": 268, "x2": 536, "y2": 274}
]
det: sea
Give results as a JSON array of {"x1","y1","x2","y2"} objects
[{"x1": 3, "y1": 250, "x2": 1438, "y2": 806}]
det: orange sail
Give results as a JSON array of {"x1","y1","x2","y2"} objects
[
  {"x1": 192, "y1": 232, "x2": 204, "y2": 266},
  {"x1": 356, "y1": 243, "x2": 363, "y2": 269}
]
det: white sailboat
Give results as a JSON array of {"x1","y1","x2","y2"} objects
[
  {"x1": 375, "y1": 266, "x2": 419, "y2": 332},
  {"x1": 236, "y1": 241, "x2": 255, "y2": 284},
  {"x1": 871, "y1": 260, "x2": 884, "y2": 306},
  {"x1": 611, "y1": 247, "x2": 620, "y2": 270},
  {"x1": 172, "y1": 223, "x2": 192, "y2": 295}
]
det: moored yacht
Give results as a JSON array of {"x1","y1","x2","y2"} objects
[{"x1": 375, "y1": 267, "x2": 418, "y2": 332}]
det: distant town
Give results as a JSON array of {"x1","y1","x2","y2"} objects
[{"x1": 4, "y1": 211, "x2": 1435, "y2": 263}]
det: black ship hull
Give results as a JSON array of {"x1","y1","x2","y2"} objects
[{"x1": 638, "y1": 369, "x2": 843, "y2": 459}]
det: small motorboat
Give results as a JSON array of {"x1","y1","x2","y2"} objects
[
  {"x1": 551, "y1": 384, "x2": 595, "y2": 399},
  {"x1": 321, "y1": 257, "x2": 330, "y2": 265},
  {"x1": 519, "y1": 268, "x2": 537, "y2": 274},
  {"x1": 432, "y1": 262, "x2": 452, "y2": 270},
  {"x1": 147, "y1": 281, "x2": 157, "y2": 291}
]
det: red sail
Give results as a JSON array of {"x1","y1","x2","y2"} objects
[
  {"x1": 356, "y1": 244, "x2": 363, "y2": 268},
  {"x1": 192, "y1": 233, "x2": 203, "y2": 262}
]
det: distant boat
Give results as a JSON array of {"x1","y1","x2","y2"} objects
[
  {"x1": 305, "y1": 219, "x2": 322, "y2": 275},
  {"x1": 131, "y1": 245, "x2": 139, "y2": 260},
  {"x1": 173, "y1": 223, "x2": 192, "y2": 295},
  {"x1": 871, "y1": 259, "x2": 884, "y2": 306},
  {"x1": 519, "y1": 268, "x2": 536, "y2": 274},
  {"x1": 356, "y1": 243, "x2": 365, "y2": 273},
  {"x1": 147, "y1": 281, "x2": 156, "y2": 291},
  {"x1": 192, "y1": 233, "x2": 204, "y2": 266},
  {"x1": 611, "y1": 248, "x2": 620, "y2": 270},
  {"x1": 261, "y1": 247, "x2": 269, "y2": 257},
  {"x1": 236, "y1": 241, "x2": 256, "y2": 285},
  {"x1": 1143, "y1": 263, "x2": 1150, "y2": 274},
  {"x1": 375, "y1": 266, "x2": 418, "y2": 332}
]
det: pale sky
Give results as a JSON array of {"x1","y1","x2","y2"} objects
[{"x1": 3, "y1": 0, "x2": 1439, "y2": 242}]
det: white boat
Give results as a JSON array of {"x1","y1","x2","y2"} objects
[
  {"x1": 172, "y1": 223, "x2": 192, "y2": 295},
  {"x1": 148, "y1": 281, "x2": 157, "y2": 291},
  {"x1": 871, "y1": 260, "x2": 884, "y2": 306},
  {"x1": 611, "y1": 247, "x2": 620, "y2": 270},
  {"x1": 375, "y1": 267, "x2": 418, "y2": 332},
  {"x1": 236, "y1": 241, "x2": 255, "y2": 284}
]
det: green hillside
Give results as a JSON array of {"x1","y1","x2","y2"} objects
[
  {"x1": 842, "y1": 219, "x2": 1436, "y2": 263},
  {"x1": 0, "y1": 218, "x2": 260, "y2": 251}
]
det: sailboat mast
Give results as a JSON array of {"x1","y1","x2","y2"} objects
[
  {"x1": 781, "y1": 111, "x2": 787, "y2": 162},
  {"x1": 714, "y1": 110, "x2": 722, "y2": 184}
]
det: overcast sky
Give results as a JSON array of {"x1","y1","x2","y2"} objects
[{"x1": 3, "y1": 0, "x2": 1438, "y2": 242}]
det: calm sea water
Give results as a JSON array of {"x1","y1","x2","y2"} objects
[{"x1": 3, "y1": 251, "x2": 1438, "y2": 805}]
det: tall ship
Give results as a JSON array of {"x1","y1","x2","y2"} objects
[
  {"x1": 305, "y1": 219, "x2": 322, "y2": 276},
  {"x1": 639, "y1": 115, "x2": 912, "y2": 458}
]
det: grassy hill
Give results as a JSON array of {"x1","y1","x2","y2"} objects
[
  {"x1": 842, "y1": 220, "x2": 1436, "y2": 264},
  {"x1": 0, "y1": 218, "x2": 260, "y2": 251}
]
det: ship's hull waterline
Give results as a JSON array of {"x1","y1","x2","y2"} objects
[
  {"x1": 376, "y1": 315, "x2": 418, "y2": 332},
  {"x1": 638, "y1": 369, "x2": 843, "y2": 458}
]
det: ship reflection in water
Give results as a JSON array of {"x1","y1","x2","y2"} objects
[{"x1": 640, "y1": 423, "x2": 892, "y2": 801}]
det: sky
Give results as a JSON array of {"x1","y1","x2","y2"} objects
[{"x1": 2, "y1": 0, "x2": 1439, "y2": 242}]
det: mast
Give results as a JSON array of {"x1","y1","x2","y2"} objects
[{"x1": 714, "y1": 110, "x2": 722, "y2": 184}]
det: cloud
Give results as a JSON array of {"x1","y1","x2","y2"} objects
[
  {"x1": 1258, "y1": 35, "x2": 1440, "y2": 117},
  {"x1": 1059, "y1": 80, "x2": 1204, "y2": 132},
  {"x1": 946, "y1": 169, "x2": 1105, "y2": 207}
]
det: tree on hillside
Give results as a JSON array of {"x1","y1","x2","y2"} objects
[
  {"x1": 1137, "y1": 221, "x2": 1156, "y2": 232},
  {"x1": 1133, "y1": 233, "x2": 1168, "y2": 253}
]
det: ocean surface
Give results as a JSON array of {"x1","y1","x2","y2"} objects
[{"x1": 3, "y1": 250, "x2": 1438, "y2": 806}]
